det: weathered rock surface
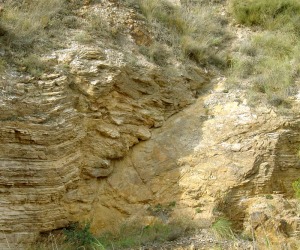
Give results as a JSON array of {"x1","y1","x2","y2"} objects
[{"x1": 99, "y1": 79, "x2": 300, "y2": 248}]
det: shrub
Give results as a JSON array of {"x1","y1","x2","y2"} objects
[
  {"x1": 195, "y1": 207, "x2": 202, "y2": 213},
  {"x1": 17, "y1": 54, "x2": 50, "y2": 77},
  {"x1": 74, "y1": 30, "x2": 94, "y2": 44},
  {"x1": 0, "y1": 58, "x2": 7, "y2": 74},
  {"x1": 139, "y1": 43, "x2": 170, "y2": 66},
  {"x1": 147, "y1": 201, "x2": 176, "y2": 218},
  {"x1": 228, "y1": 0, "x2": 300, "y2": 107},
  {"x1": 265, "y1": 194, "x2": 274, "y2": 200},
  {"x1": 63, "y1": 222, "x2": 105, "y2": 250}
]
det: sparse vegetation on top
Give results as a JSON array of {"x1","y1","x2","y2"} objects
[
  {"x1": 0, "y1": 0, "x2": 76, "y2": 77},
  {"x1": 230, "y1": 0, "x2": 300, "y2": 34},
  {"x1": 134, "y1": 0, "x2": 230, "y2": 68},
  {"x1": 228, "y1": 0, "x2": 300, "y2": 107},
  {"x1": 1, "y1": 0, "x2": 65, "y2": 50}
]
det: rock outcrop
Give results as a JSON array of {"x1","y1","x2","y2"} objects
[
  {"x1": 97, "y1": 79, "x2": 300, "y2": 248},
  {"x1": 0, "y1": 3, "x2": 207, "y2": 244},
  {"x1": 0, "y1": 0, "x2": 299, "y2": 249}
]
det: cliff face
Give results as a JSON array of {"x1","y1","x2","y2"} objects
[
  {"x1": 0, "y1": 1, "x2": 206, "y2": 244},
  {"x1": 0, "y1": 0, "x2": 299, "y2": 248}
]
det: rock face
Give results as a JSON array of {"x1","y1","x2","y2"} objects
[
  {"x1": 0, "y1": 72, "x2": 83, "y2": 245},
  {"x1": 0, "y1": 33, "x2": 206, "y2": 249},
  {"x1": 0, "y1": 0, "x2": 299, "y2": 249},
  {"x1": 96, "y1": 80, "x2": 300, "y2": 247}
]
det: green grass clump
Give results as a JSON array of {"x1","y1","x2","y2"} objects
[
  {"x1": 292, "y1": 178, "x2": 300, "y2": 199},
  {"x1": 212, "y1": 218, "x2": 234, "y2": 239},
  {"x1": 0, "y1": 58, "x2": 7, "y2": 74},
  {"x1": 17, "y1": 54, "x2": 50, "y2": 77},
  {"x1": 230, "y1": 0, "x2": 300, "y2": 34},
  {"x1": 0, "y1": 0, "x2": 71, "y2": 77},
  {"x1": 228, "y1": 31, "x2": 299, "y2": 106}
]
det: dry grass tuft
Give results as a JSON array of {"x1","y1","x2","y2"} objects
[{"x1": 133, "y1": 0, "x2": 230, "y2": 68}]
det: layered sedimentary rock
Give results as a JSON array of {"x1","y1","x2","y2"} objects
[
  {"x1": 0, "y1": 0, "x2": 299, "y2": 249},
  {"x1": 0, "y1": 41, "x2": 206, "y2": 247},
  {"x1": 0, "y1": 72, "x2": 83, "y2": 245}
]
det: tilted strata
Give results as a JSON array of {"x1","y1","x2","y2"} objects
[{"x1": 0, "y1": 42, "x2": 206, "y2": 246}]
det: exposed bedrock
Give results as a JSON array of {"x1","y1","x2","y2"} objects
[
  {"x1": 0, "y1": 1, "x2": 299, "y2": 248},
  {"x1": 0, "y1": 43, "x2": 207, "y2": 247},
  {"x1": 92, "y1": 81, "x2": 300, "y2": 247}
]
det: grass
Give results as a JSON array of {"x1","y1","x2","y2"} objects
[
  {"x1": 0, "y1": 0, "x2": 71, "y2": 77},
  {"x1": 31, "y1": 218, "x2": 195, "y2": 250},
  {"x1": 74, "y1": 30, "x2": 94, "y2": 44},
  {"x1": 195, "y1": 207, "x2": 202, "y2": 213},
  {"x1": 230, "y1": 0, "x2": 300, "y2": 34},
  {"x1": 0, "y1": 0, "x2": 229, "y2": 75},
  {"x1": 292, "y1": 178, "x2": 300, "y2": 199},
  {"x1": 63, "y1": 222, "x2": 104, "y2": 249},
  {"x1": 212, "y1": 218, "x2": 234, "y2": 239},
  {"x1": 134, "y1": 0, "x2": 229, "y2": 67},
  {"x1": 99, "y1": 220, "x2": 193, "y2": 250},
  {"x1": 139, "y1": 43, "x2": 171, "y2": 66},
  {"x1": 0, "y1": 0, "x2": 65, "y2": 49},
  {"x1": 228, "y1": 0, "x2": 300, "y2": 107},
  {"x1": 0, "y1": 58, "x2": 7, "y2": 74},
  {"x1": 265, "y1": 194, "x2": 274, "y2": 200},
  {"x1": 147, "y1": 202, "x2": 176, "y2": 217},
  {"x1": 17, "y1": 54, "x2": 51, "y2": 77}
]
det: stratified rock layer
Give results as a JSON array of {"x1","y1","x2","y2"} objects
[
  {"x1": 0, "y1": 40, "x2": 206, "y2": 247},
  {"x1": 0, "y1": 72, "x2": 83, "y2": 244},
  {"x1": 0, "y1": 1, "x2": 299, "y2": 249}
]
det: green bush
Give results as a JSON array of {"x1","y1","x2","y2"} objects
[
  {"x1": 17, "y1": 54, "x2": 50, "y2": 77},
  {"x1": 139, "y1": 43, "x2": 170, "y2": 66},
  {"x1": 265, "y1": 194, "x2": 274, "y2": 200},
  {"x1": 0, "y1": 58, "x2": 7, "y2": 74},
  {"x1": 195, "y1": 207, "x2": 202, "y2": 213},
  {"x1": 147, "y1": 201, "x2": 176, "y2": 217}
]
